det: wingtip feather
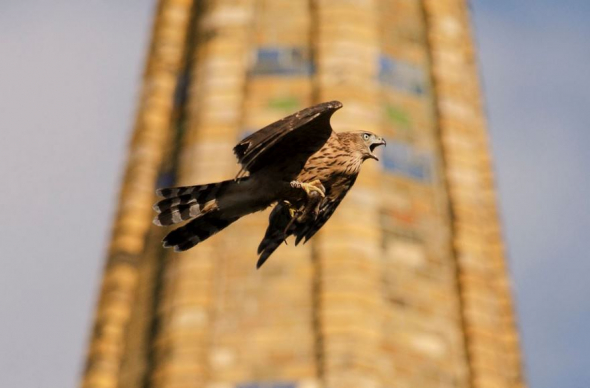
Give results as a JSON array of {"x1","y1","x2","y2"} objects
[{"x1": 256, "y1": 250, "x2": 272, "y2": 269}]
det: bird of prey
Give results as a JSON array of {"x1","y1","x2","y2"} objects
[{"x1": 153, "y1": 100, "x2": 386, "y2": 268}]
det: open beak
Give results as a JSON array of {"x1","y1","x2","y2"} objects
[{"x1": 368, "y1": 138, "x2": 386, "y2": 161}]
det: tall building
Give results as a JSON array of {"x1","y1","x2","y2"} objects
[{"x1": 81, "y1": 1, "x2": 525, "y2": 388}]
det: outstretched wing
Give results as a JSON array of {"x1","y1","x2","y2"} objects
[
  {"x1": 233, "y1": 100, "x2": 342, "y2": 179},
  {"x1": 256, "y1": 177, "x2": 355, "y2": 268},
  {"x1": 256, "y1": 202, "x2": 294, "y2": 268},
  {"x1": 293, "y1": 180, "x2": 354, "y2": 245}
]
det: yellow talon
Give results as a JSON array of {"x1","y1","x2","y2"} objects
[{"x1": 301, "y1": 180, "x2": 325, "y2": 198}]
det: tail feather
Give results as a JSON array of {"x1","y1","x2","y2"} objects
[
  {"x1": 153, "y1": 180, "x2": 239, "y2": 226},
  {"x1": 153, "y1": 193, "x2": 197, "y2": 213},
  {"x1": 154, "y1": 177, "x2": 256, "y2": 251},
  {"x1": 163, "y1": 213, "x2": 239, "y2": 252},
  {"x1": 153, "y1": 199, "x2": 218, "y2": 226},
  {"x1": 155, "y1": 179, "x2": 243, "y2": 199},
  {"x1": 156, "y1": 183, "x2": 216, "y2": 198}
]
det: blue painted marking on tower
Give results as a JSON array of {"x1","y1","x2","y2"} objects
[
  {"x1": 379, "y1": 55, "x2": 427, "y2": 95},
  {"x1": 251, "y1": 47, "x2": 313, "y2": 76}
]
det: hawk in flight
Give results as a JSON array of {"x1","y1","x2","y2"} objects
[{"x1": 153, "y1": 101, "x2": 386, "y2": 268}]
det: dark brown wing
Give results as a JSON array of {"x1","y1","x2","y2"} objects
[
  {"x1": 293, "y1": 177, "x2": 355, "y2": 245},
  {"x1": 233, "y1": 100, "x2": 342, "y2": 179},
  {"x1": 256, "y1": 176, "x2": 356, "y2": 268},
  {"x1": 256, "y1": 202, "x2": 293, "y2": 268}
]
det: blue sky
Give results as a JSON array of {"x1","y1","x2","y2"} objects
[
  {"x1": 0, "y1": 1, "x2": 588, "y2": 388},
  {"x1": 472, "y1": 1, "x2": 590, "y2": 387}
]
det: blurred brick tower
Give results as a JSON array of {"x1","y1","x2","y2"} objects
[{"x1": 81, "y1": 1, "x2": 525, "y2": 388}]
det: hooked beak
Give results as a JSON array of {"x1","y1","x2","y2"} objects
[{"x1": 368, "y1": 137, "x2": 386, "y2": 161}]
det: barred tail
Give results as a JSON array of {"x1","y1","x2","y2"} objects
[
  {"x1": 154, "y1": 178, "x2": 254, "y2": 251},
  {"x1": 163, "y1": 213, "x2": 239, "y2": 252},
  {"x1": 153, "y1": 179, "x2": 239, "y2": 227}
]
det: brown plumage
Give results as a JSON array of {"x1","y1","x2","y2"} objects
[{"x1": 153, "y1": 101, "x2": 386, "y2": 267}]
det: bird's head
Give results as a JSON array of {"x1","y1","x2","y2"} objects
[{"x1": 345, "y1": 131, "x2": 387, "y2": 161}]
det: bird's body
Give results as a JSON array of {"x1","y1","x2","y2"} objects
[
  {"x1": 297, "y1": 132, "x2": 364, "y2": 198},
  {"x1": 153, "y1": 101, "x2": 385, "y2": 267}
]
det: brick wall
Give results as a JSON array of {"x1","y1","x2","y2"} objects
[{"x1": 81, "y1": 1, "x2": 525, "y2": 388}]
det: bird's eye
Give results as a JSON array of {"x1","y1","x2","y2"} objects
[{"x1": 363, "y1": 133, "x2": 370, "y2": 140}]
